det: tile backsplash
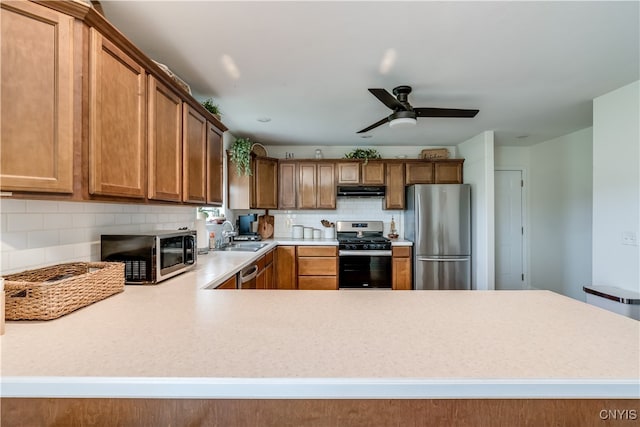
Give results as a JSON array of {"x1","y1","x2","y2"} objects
[
  {"x1": 235, "y1": 198, "x2": 404, "y2": 238},
  {"x1": 0, "y1": 199, "x2": 196, "y2": 275}
]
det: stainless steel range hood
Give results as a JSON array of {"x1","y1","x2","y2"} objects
[{"x1": 337, "y1": 185, "x2": 386, "y2": 198}]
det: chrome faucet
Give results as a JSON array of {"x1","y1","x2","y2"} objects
[{"x1": 221, "y1": 220, "x2": 237, "y2": 244}]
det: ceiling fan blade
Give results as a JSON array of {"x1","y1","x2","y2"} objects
[
  {"x1": 414, "y1": 108, "x2": 479, "y2": 118},
  {"x1": 357, "y1": 117, "x2": 389, "y2": 134},
  {"x1": 369, "y1": 88, "x2": 406, "y2": 111}
]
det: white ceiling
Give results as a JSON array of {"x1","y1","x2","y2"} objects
[{"x1": 100, "y1": 1, "x2": 639, "y2": 147}]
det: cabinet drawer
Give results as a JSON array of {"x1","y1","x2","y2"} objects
[
  {"x1": 256, "y1": 255, "x2": 266, "y2": 271},
  {"x1": 298, "y1": 257, "x2": 337, "y2": 276},
  {"x1": 298, "y1": 276, "x2": 338, "y2": 290},
  {"x1": 392, "y1": 246, "x2": 411, "y2": 257},
  {"x1": 297, "y1": 246, "x2": 337, "y2": 257}
]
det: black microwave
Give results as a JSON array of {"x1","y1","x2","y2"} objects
[{"x1": 101, "y1": 230, "x2": 196, "y2": 284}]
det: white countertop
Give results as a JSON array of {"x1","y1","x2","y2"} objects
[{"x1": 1, "y1": 242, "x2": 638, "y2": 399}]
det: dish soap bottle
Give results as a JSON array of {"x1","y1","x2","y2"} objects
[{"x1": 390, "y1": 216, "x2": 398, "y2": 238}]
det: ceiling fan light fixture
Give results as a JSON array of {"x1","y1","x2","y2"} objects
[{"x1": 388, "y1": 117, "x2": 417, "y2": 129}]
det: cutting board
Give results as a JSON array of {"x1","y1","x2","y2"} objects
[{"x1": 258, "y1": 213, "x2": 274, "y2": 239}]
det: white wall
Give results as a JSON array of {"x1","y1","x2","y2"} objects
[
  {"x1": 264, "y1": 145, "x2": 456, "y2": 161},
  {"x1": 0, "y1": 199, "x2": 196, "y2": 275},
  {"x1": 528, "y1": 128, "x2": 593, "y2": 301},
  {"x1": 592, "y1": 80, "x2": 640, "y2": 293},
  {"x1": 457, "y1": 131, "x2": 495, "y2": 290}
]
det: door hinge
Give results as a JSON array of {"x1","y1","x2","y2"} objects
[
  {"x1": 521, "y1": 273, "x2": 525, "y2": 281},
  {"x1": 521, "y1": 179, "x2": 524, "y2": 187},
  {"x1": 521, "y1": 227, "x2": 524, "y2": 235}
]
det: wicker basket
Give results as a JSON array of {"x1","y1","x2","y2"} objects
[{"x1": 4, "y1": 262, "x2": 124, "y2": 321}]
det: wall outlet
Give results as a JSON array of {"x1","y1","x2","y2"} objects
[{"x1": 621, "y1": 231, "x2": 638, "y2": 246}]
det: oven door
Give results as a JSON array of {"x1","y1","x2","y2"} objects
[{"x1": 339, "y1": 250, "x2": 392, "y2": 289}]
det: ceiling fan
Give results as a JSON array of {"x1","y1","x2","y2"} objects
[{"x1": 357, "y1": 85, "x2": 479, "y2": 134}]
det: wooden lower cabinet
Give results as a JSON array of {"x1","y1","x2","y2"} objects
[
  {"x1": 274, "y1": 246, "x2": 297, "y2": 289},
  {"x1": 216, "y1": 275, "x2": 237, "y2": 289},
  {"x1": 297, "y1": 246, "x2": 338, "y2": 290},
  {"x1": 392, "y1": 246, "x2": 412, "y2": 290},
  {"x1": 3, "y1": 397, "x2": 632, "y2": 426},
  {"x1": 256, "y1": 249, "x2": 275, "y2": 289}
]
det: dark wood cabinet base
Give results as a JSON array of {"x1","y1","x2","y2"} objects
[{"x1": 2, "y1": 398, "x2": 638, "y2": 427}]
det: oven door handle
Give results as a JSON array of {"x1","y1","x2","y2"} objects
[{"x1": 339, "y1": 250, "x2": 392, "y2": 257}]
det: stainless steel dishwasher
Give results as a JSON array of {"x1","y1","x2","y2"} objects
[{"x1": 238, "y1": 264, "x2": 258, "y2": 289}]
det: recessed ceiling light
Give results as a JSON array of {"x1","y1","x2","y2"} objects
[
  {"x1": 361, "y1": 135, "x2": 372, "y2": 139},
  {"x1": 516, "y1": 134, "x2": 529, "y2": 139},
  {"x1": 257, "y1": 117, "x2": 271, "y2": 123}
]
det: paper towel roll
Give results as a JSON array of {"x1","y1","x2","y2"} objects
[{"x1": 196, "y1": 219, "x2": 209, "y2": 251}]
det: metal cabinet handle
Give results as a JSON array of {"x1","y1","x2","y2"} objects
[
  {"x1": 240, "y1": 265, "x2": 259, "y2": 283},
  {"x1": 418, "y1": 257, "x2": 468, "y2": 262}
]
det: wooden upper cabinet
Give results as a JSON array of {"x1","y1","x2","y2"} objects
[
  {"x1": 362, "y1": 162, "x2": 385, "y2": 185},
  {"x1": 297, "y1": 161, "x2": 335, "y2": 210},
  {"x1": 228, "y1": 154, "x2": 278, "y2": 209},
  {"x1": 206, "y1": 122, "x2": 223, "y2": 206},
  {"x1": 337, "y1": 162, "x2": 360, "y2": 184},
  {"x1": 0, "y1": 1, "x2": 75, "y2": 193},
  {"x1": 434, "y1": 160, "x2": 464, "y2": 184},
  {"x1": 253, "y1": 157, "x2": 278, "y2": 209},
  {"x1": 298, "y1": 162, "x2": 317, "y2": 209},
  {"x1": 385, "y1": 162, "x2": 405, "y2": 210},
  {"x1": 89, "y1": 29, "x2": 146, "y2": 198},
  {"x1": 278, "y1": 161, "x2": 297, "y2": 209},
  {"x1": 405, "y1": 161, "x2": 434, "y2": 185},
  {"x1": 182, "y1": 105, "x2": 207, "y2": 203},
  {"x1": 147, "y1": 76, "x2": 182, "y2": 202},
  {"x1": 316, "y1": 162, "x2": 336, "y2": 209}
]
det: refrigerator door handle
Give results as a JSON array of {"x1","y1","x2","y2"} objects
[{"x1": 418, "y1": 257, "x2": 468, "y2": 262}]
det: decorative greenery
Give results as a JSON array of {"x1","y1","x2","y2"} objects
[
  {"x1": 230, "y1": 137, "x2": 253, "y2": 176},
  {"x1": 201, "y1": 98, "x2": 221, "y2": 117},
  {"x1": 343, "y1": 148, "x2": 382, "y2": 164}
]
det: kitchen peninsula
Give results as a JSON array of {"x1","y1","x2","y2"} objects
[{"x1": 1, "y1": 241, "x2": 638, "y2": 426}]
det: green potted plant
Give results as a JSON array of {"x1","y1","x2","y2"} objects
[
  {"x1": 201, "y1": 98, "x2": 221, "y2": 119},
  {"x1": 344, "y1": 148, "x2": 382, "y2": 164},
  {"x1": 229, "y1": 137, "x2": 253, "y2": 176}
]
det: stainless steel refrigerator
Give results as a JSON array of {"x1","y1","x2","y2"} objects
[{"x1": 404, "y1": 184, "x2": 471, "y2": 290}]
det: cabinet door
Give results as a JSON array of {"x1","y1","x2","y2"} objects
[
  {"x1": 337, "y1": 162, "x2": 360, "y2": 184},
  {"x1": 362, "y1": 162, "x2": 385, "y2": 185},
  {"x1": 217, "y1": 275, "x2": 236, "y2": 289},
  {"x1": 182, "y1": 104, "x2": 207, "y2": 203},
  {"x1": 206, "y1": 122, "x2": 223, "y2": 206},
  {"x1": 265, "y1": 261, "x2": 274, "y2": 289},
  {"x1": 253, "y1": 157, "x2": 278, "y2": 209},
  {"x1": 405, "y1": 162, "x2": 434, "y2": 184},
  {"x1": 147, "y1": 76, "x2": 182, "y2": 202},
  {"x1": 392, "y1": 257, "x2": 412, "y2": 290},
  {"x1": 89, "y1": 29, "x2": 146, "y2": 198},
  {"x1": 298, "y1": 162, "x2": 317, "y2": 209},
  {"x1": 434, "y1": 160, "x2": 463, "y2": 184},
  {"x1": 385, "y1": 162, "x2": 405, "y2": 210},
  {"x1": 275, "y1": 246, "x2": 296, "y2": 289},
  {"x1": 278, "y1": 161, "x2": 297, "y2": 209},
  {"x1": 1, "y1": 1, "x2": 74, "y2": 193},
  {"x1": 316, "y1": 162, "x2": 336, "y2": 209}
]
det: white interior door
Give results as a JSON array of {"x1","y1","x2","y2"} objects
[{"x1": 495, "y1": 170, "x2": 524, "y2": 290}]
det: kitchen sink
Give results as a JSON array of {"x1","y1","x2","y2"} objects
[{"x1": 214, "y1": 242, "x2": 269, "y2": 252}]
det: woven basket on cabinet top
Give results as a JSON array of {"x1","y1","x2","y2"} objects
[{"x1": 3, "y1": 262, "x2": 124, "y2": 321}]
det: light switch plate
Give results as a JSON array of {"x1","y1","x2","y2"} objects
[{"x1": 622, "y1": 231, "x2": 638, "y2": 246}]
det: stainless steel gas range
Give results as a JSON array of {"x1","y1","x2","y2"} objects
[{"x1": 336, "y1": 220, "x2": 392, "y2": 289}]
